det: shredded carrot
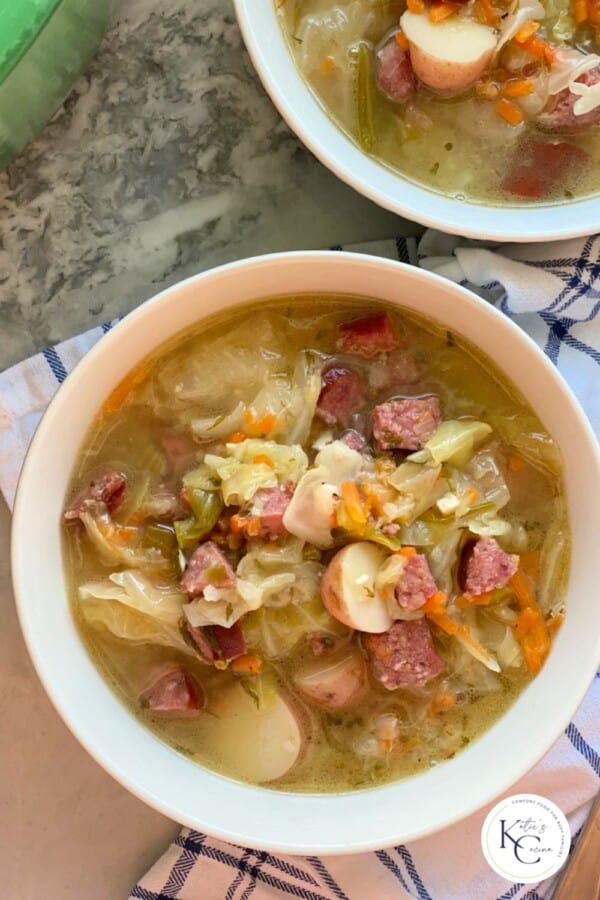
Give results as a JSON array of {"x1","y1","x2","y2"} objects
[
  {"x1": 114, "y1": 525, "x2": 138, "y2": 543},
  {"x1": 422, "y1": 590, "x2": 447, "y2": 614},
  {"x1": 588, "y1": 0, "x2": 600, "y2": 25},
  {"x1": 407, "y1": 0, "x2": 425, "y2": 12},
  {"x1": 429, "y1": 2, "x2": 458, "y2": 22},
  {"x1": 230, "y1": 513, "x2": 261, "y2": 537},
  {"x1": 547, "y1": 612, "x2": 564, "y2": 637},
  {"x1": 510, "y1": 570, "x2": 551, "y2": 674},
  {"x1": 475, "y1": 0, "x2": 499, "y2": 25},
  {"x1": 227, "y1": 532, "x2": 242, "y2": 550},
  {"x1": 243, "y1": 409, "x2": 277, "y2": 436},
  {"x1": 507, "y1": 453, "x2": 526, "y2": 472},
  {"x1": 226, "y1": 431, "x2": 247, "y2": 444},
  {"x1": 466, "y1": 487, "x2": 479, "y2": 505},
  {"x1": 519, "y1": 34, "x2": 557, "y2": 65},
  {"x1": 573, "y1": 0, "x2": 588, "y2": 21},
  {"x1": 395, "y1": 30, "x2": 410, "y2": 51},
  {"x1": 231, "y1": 654, "x2": 263, "y2": 675},
  {"x1": 229, "y1": 513, "x2": 244, "y2": 534},
  {"x1": 456, "y1": 591, "x2": 494, "y2": 608},
  {"x1": 514, "y1": 21, "x2": 540, "y2": 42},
  {"x1": 519, "y1": 550, "x2": 541, "y2": 580},
  {"x1": 427, "y1": 608, "x2": 460, "y2": 636},
  {"x1": 397, "y1": 545, "x2": 417, "y2": 558},
  {"x1": 341, "y1": 480, "x2": 367, "y2": 525},
  {"x1": 430, "y1": 692, "x2": 457, "y2": 714},
  {"x1": 321, "y1": 55, "x2": 335, "y2": 75},
  {"x1": 502, "y1": 79, "x2": 534, "y2": 98},
  {"x1": 495, "y1": 97, "x2": 524, "y2": 125},
  {"x1": 101, "y1": 362, "x2": 149, "y2": 416},
  {"x1": 252, "y1": 454, "x2": 274, "y2": 468}
]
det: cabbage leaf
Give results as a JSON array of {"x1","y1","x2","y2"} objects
[
  {"x1": 203, "y1": 439, "x2": 308, "y2": 506},
  {"x1": 409, "y1": 420, "x2": 492, "y2": 467}
]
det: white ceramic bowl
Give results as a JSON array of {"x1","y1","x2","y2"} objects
[
  {"x1": 12, "y1": 252, "x2": 600, "y2": 854},
  {"x1": 233, "y1": 0, "x2": 600, "y2": 242}
]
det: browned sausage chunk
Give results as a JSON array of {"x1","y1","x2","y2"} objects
[
  {"x1": 337, "y1": 313, "x2": 401, "y2": 358},
  {"x1": 315, "y1": 367, "x2": 365, "y2": 427},
  {"x1": 395, "y1": 553, "x2": 438, "y2": 612},
  {"x1": 376, "y1": 37, "x2": 417, "y2": 104},
  {"x1": 63, "y1": 469, "x2": 126, "y2": 522},
  {"x1": 372, "y1": 396, "x2": 441, "y2": 450},
  {"x1": 364, "y1": 619, "x2": 444, "y2": 689},
  {"x1": 180, "y1": 541, "x2": 236, "y2": 597},
  {"x1": 463, "y1": 537, "x2": 518, "y2": 598},
  {"x1": 144, "y1": 668, "x2": 204, "y2": 715},
  {"x1": 538, "y1": 66, "x2": 600, "y2": 132},
  {"x1": 249, "y1": 485, "x2": 294, "y2": 538}
]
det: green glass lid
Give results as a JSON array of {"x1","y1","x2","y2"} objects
[{"x1": 0, "y1": 0, "x2": 62, "y2": 82}]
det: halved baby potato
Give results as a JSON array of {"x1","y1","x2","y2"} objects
[
  {"x1": 401, "y1": 11, "x2": 498, "y2": 93},
  {"x1": 321, "y1": 541, "x2": 392, "y2": 633},
  {"x1": 293, "y1": 647, "x2": 368, "y2": 710}
]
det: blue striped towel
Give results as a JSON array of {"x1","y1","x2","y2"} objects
[{"x1": 0, "y1": 232, "x2": 598, "y2": 900}]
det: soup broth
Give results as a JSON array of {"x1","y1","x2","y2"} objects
[
  {"x1": 63, "y1": 296, "x2": 569, "y2": 791},
  {"x1": 278, "y1": 0, "x2": 600, "y2": 203}
]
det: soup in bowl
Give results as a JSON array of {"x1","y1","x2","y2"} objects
[
  {"x1": 12, "y1": 252, "x2": 600, "y2": 852},
  {"x1": 234, "y1": 0, "x2": 600, "y2": 240}
]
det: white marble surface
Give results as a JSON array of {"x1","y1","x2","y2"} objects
[
  {"x1": 0, "y1": 0, "x2": 413, "y2": 372},
  {"x1": 0, "y1": 1, "x2": 419, "y2": 897}
]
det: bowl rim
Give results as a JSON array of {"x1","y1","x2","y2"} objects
[
  {"x1": 11, "y1": 250, "x2": 600, "y2": 854},
  {"x1": 233, "y1": 0, "x2": 600, "y2": 243}
]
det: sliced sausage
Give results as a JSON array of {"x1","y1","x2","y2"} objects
[
  {"x1": 315, "y1": 367, "x2": 365, "y2": 427},
  {"x1": 462, "y1": 537, "x2": 518, "y2": 598},
  {"x1": 186, "y1": 622, "x2": 246, "y2": 663},
  {"x1": 337, "y1": 313, "x2": 401, "y2": 358},
  {"x1": 144, "y1": 668, "x2": 204, "y2": 715},
  {"x1": 368, "y1": 349, "x2": 420, "y2": 393},
  {"x1": 395, "y1": 553, "x2": 438, "y2": 612},
  {"x1": 249, "y1": 485, "x2": 294, "y2": 538},
  {"x1": 64, "y1": 469, "x2": 126, "y2": 522},
  {"x1": 364, "y1": 619, "x2": 444, "y2": 689},
  {"x1": 376, "y1": 36, "x2": 417, "y2": 103},
  {"x1": 372, "y1": 396, "x2": 441, "y2": 451},
  {"x1": 339, "y1": 429, "x2": 367, "y2": 452},
  {"x1": 180, "y1": 541, "x2": 236, "y2": 597}
]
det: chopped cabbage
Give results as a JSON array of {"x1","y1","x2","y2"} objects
[
  {"x1": 78, "y1": 570, "x2": 190, "y2": 652},
  {"x1": 447, "y1": 449, "x2": 511, "y2": 535},
  {"x1": 243, "y1": 593, "x2": 347, "y2": 659},
  {"x1": 204, "y1": 439, "x2": 308, "y2": 505},
  {"x1": 184, "y1": 583, "x2": 257, "y2": 629},
  {"x1": 409, "y1": 421, "x2": 492, "y2": 467},
  {"x1": 284, "y1": 440, "x2": 366, "y2": 547},
  {"x1": 384, "y1": 462, "x2": 444, "y2": 525},
  {"x1": 427, "y1": 529, "x2": 462, "y2": 596},
  {"x1": 497, "y1": 0, "x2": 545, "y2": 51},
  {"x1": 489, "y1": 414, "x2": 563, "y2": 475},
  {"x1": 79, "y1": 506, "x2": 172, "y2": 573}
]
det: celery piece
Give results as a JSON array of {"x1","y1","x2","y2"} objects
[
  {"x1": 356, "y1": 42, "x2": 377, "y2": 154},
  {"x1": 174, "y1": 490, "x2": 222, "y2": 549},
  {"x1": 142, "y1": 523, "x2": 177, "y2": 557}
]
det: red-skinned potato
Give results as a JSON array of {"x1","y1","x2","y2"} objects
[
  {"x1": 400, "y1": 11, "x2": 498, "y2": 93},
  {"x1": 321, "y1": 541, "x2": 392, "y2": 633},
  {"x1": 293, "y1": 647, "x2": 368, "y2": 711}
]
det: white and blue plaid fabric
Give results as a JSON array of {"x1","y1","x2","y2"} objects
[{"x1": 1, "y1": 232, "x2": 598, "y2": 900}]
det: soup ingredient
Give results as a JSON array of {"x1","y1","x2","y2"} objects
[
  {"x1": 376, "y1": 37, "x2": 417, "y2": 103},
  {"x1": 364, "y1": 618, "x2": 445, "y2": 688},
  {"x1": 372, "y1": 396, "x2": 442, "y2": 450},
  {"x1": 180, "y1": 541, "x2": 236, "y2": 597},
  {"x1": 201, "y1": 681, "x2": 303, "y2": 782},
  {"x1": 316, "y1": 366, "x2": 365, "y2": 426},
  {"x1": 293, "y1": 647, "x2": 368, "y2": 710},
  {"x1": 185, "y1": 622, "x2": 247, "y2": 664},
  {"x1": 400, "y1": 10, "x2": 498, "y2": 93},
  {"x1": 502, "y1": 138, "x2": 589, "y2": 197},
  {"x1": 64, "y1": 469, "x2": 126, "y2": 522},
  {"x1": 321, "y1": 541, "x2": 393, "y2": 632},
  {"x1": 392, "y1": 552, "x2": 438, "y2": 612},
  {"x1": 337, "y1": 311, "x2": 401, "y2": 357},
  {"x1": 462, "y1": 537, "x2": 519, "y2": 597},
  {"x1": 143, "y1": 668, "x2": 204, "y2": 716},
  {"x1": 539, "y1": 64, "x2": 600, "y2": 129}
]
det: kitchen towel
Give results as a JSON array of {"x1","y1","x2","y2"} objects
[{"x1": 0, "y1": 230, "x2": 598, "y2": 900}]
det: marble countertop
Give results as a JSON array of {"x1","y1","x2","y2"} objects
[{"x1": 0, "y1": 1, "x2": 417, "y2": 897}]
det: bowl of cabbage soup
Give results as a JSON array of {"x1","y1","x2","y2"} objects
[
  {"x1": 234, "y1": 0, "x2": 600, "y2": 240},
  {"x1": 12, "y1": 252, "x2": 600, "y2": 853}
]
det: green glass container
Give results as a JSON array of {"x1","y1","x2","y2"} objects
[{"x1": 0, "y1": 0, "x2": 117, "y2": 169}]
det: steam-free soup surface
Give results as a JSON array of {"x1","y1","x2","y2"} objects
[
  {"x1": 278, "y1": 0, "x2": 600, "y2": 203},
  {"x1": 63, "y1": 296, "x2": 568, "y2": 791}
]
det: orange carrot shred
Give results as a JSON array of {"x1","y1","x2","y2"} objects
[
  {"x1": 422, "y1": 590, "x2": 447, "y2": 614},
  {"x1": 510, "y1": 570, "x2": 551, "y2": 674},
  {"x1": 243, "y1": 409, "x2": 277, "y2": 436},
  {"x1": 514, "y1": 21, "x2": 540, "y2": 42},
  {"x1": 231, "y1": 655, "x2": 263, "y2": 675},
  {"x1": 407, "y1": 0, "x2": 425, "y2": 13},
  {"x1": 573, "y1": 0, "x2": 588, "y2": 21},
  {"x1": 495, "y1": 97, "x2": 524, "y2": 125},
  {"x1": 466, "y1": 487, "x2": 479, "y2": 505},
  {"x1": 398, "y1": 545, "x2": 417, "y2": 558},
  {"x1": 252, "y1": 454, "x2": 274, "y2": 468},
  {"x1": 429, "y1": 2, "x2": 458, "y2": 22},
  {"x1": 101, "y1": 362, "x2": 149, "y2": 417},
  {"x1": 508, "y1": 453, "x2": 526, "y2": 472},
  {"x1": 502, "y1": 79, "x2": 534, "y2": 97},
  {"x1": 395, "y1": 30, "x2": 410, "y2": 50},
  {"x1": 475, "y1": 0, "x2": 499, "y2": 25},
  {"x1": 341, "y1": 480, "x2": 367, "y2": 525},
  {"x1": 456, "y1": 591, "x2": 494, "y2": 608},
  {"x1": 226, "y1": 432, "x2": 248, "y2": 444},
  {"x1": 321, "y1": 55, "x2": 335, "y2": 75}
]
